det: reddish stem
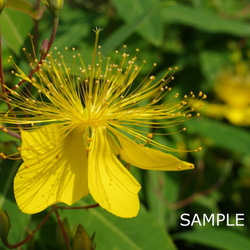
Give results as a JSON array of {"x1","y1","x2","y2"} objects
[
  {"x1": 53, "y1": 207, "x2": 70, "y2": 250},
  {"x1": 2, "y1": 208, "x2": 55, "y2": 249},
  {"x1": 56, "y1": 203, "x2": 100, "y2": 210},
  {"x1": 7, "y1": 16, "x2": 59, "y2": 94},
  {"x1": 0, "y1": 124, "x2": 21, "y2": 139}
]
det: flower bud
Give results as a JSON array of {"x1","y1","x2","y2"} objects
[
  {"x1": 45, "y1": 0, "x2": 64, "y2": 17},
  {"x1": 40, "y1": 39, "x2": 49, "y2": 56},
  {"x1": 0, "y1": 209, "x2": 10, "y2": 240},
  {"x1": 72, "y1": 224, "x2": 95, "y2": 250},
  {"x1": 0, "y1": 0, "x2": 7, "y2": 13}
]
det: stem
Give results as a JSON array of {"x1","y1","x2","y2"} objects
[
  {"x1": 0, "y1": 124, "x2": 21, "y2": 139},
  {"x1": 53, "y1": 207, "x2": 70, "y2": 250},
  {"x1": 8, "y1": 16, "x2": 59, "y2": 92},
  {"x1": 171, "y1": 177, "x2": 224, "y2": 209},
  {"x1": 56, "y1": 203, "x2": 99, "y2": 210},
  {"x1": 2, "y1": 208, "x2": 55, "y2": 249}
]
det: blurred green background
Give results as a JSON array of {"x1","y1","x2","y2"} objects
[{"x1": 0, "y1": 0, "x2": 250, "y2": 249}]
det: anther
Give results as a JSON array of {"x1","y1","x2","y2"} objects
[
  {"x1": 0, "y1": 153, "x2": 6, "y2": 159},
  {"x1": 147, "y1": 133, "x2": 153, "y2": 139}
]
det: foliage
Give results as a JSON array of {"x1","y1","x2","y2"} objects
[{"x1": 0, "y1": 0, "x2": 250, "y2": 249}]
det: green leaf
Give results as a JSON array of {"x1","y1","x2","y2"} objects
[
  {"x1": 162, "y1": 4, "x2": 250, "y2": 36},
  {"x1": 62, "y1": 196, "x2": 177, "y2": 250},
  {"x1": 6, "y1": 0, "x2": 38, "y2": 19},
  {"x1": 174, "y1": 228, "x2": 250, "y2": 250},
  {"x1": 0, "y1": 160, "x2": 30, "y2": 248},
  {"x1": 102, "y1": 6, "x2": 161, "y2": 54},
  {"x1": 106, "y1": 0, "x2": 163, "y2": 51},
  {"x1": 1, "y1": 8, "x2": 34, "y2": 56},
  {"x1": 185, "y1": 118, "x2": 250, "y2": 155}
]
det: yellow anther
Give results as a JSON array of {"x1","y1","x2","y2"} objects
[
  {"x1": 86, "y1": 147, "x2": 90, "y2": 152},
  {"x1": 25, "y1": 165, "x2": 29, "y2": 169},
  {"x1": 202, "y1": 94, "x2": 207, "y2": 99},
  {"x1": 0, "y1": 153, "x2": 6, "y2": 159},
  {"x1": 177, "y1": 166, "x2": 181, "y2": 170},
  {"x1": 87, "y1": 138, "x2": 92, "y2": 143},
  {"x1": 3, "y1": 128, "x2": 8, "y2": 133},
  {"x1": 147, "y1": 133, "x2": 153, "y2": 139}
]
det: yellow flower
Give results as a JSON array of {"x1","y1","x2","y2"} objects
[
  {"x1": 203, "y1": 60, "x2": 250, "y2": 126},
  {"x1": 0, "y1": 29, "x2": 204, "y2": 218}
]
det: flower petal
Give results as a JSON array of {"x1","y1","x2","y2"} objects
[
  {"x1": 14, "y1": 124, "x2": 88, "y2": 214},
  {"x1": 88, "y1": 127, "x2": 141, "y2": 218},
  {"x1": 111, "y1": 129, "x2": 194, "y2": 171}
]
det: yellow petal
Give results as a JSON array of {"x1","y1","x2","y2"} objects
[
  {"x1": 111, "y1": 129, "x2": 194, "y2": 171},
  {"x1": 14, "y1": 124, "x2": 88, "y2": 214},
  {"x1": 88, "y1": 127, "x2": 141, "y2": 218},
  {"x1": 225, "y1": 107, "x2": 250, "y2": 126}
]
